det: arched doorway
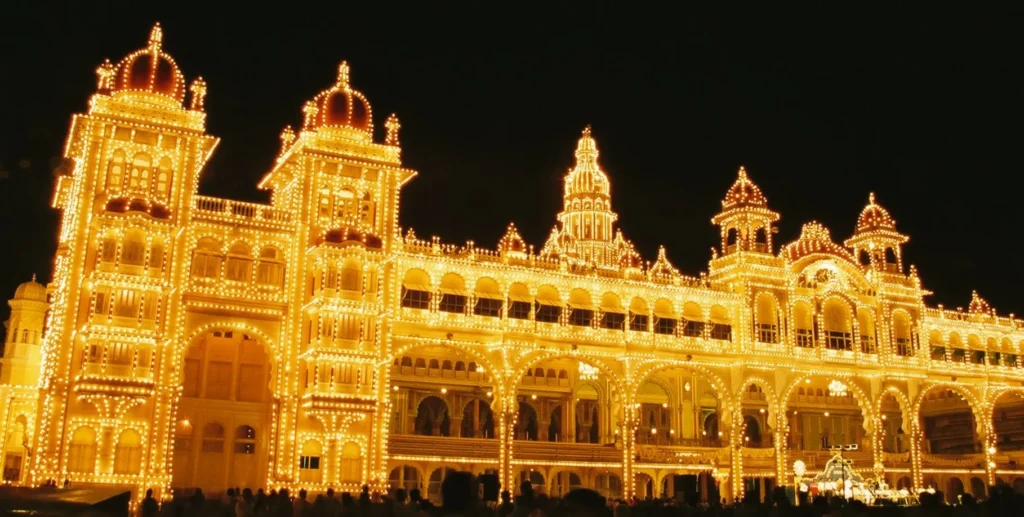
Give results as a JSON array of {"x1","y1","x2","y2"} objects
[
  {"x1": 389, "y1": 465, "x2": 421, "y2": 492},
  {"x1": 415, "y1": 396, "x2": 451, "y2": 436},
  {"x1": 460, "y1": 399, "x2": 494, "y2": 438},
  {"x1": 919, "y1": 387, "x2": 980, "y2": 454},
  {"x1": 519, "y1": 470, "x2": 545, "y2": 495},
  {"x1": 946, "y1": 477, "x2": 965, "y2": 504},
  {"x1": 428, "y1": 467, "x2": 456, "y2": 503},
  {"x1": 595, "y1": 472, "x2": 622, "y2": 500},
  {"x1": 173, "y1": 329, "x2": 273, "y2": 492},
  {"x1": 517, "y1": 402, "x2": 539, "y2": 441},
  {"x1": 990, "y1": 390, "x2": 1024, "y2": 452},
  {"x1": 516, "y1": 356, "x2": 617, "y2": 444},
  {"x1": 2, "y1": 415, "x2": 28, "y2": 483},
  {"x1": 970, "y1": 477, "x2": 986, "y2": 499}
]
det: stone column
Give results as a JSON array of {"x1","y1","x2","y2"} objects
[{"x1": 473, "y1": 400, "x2": 481, "y2": 438}]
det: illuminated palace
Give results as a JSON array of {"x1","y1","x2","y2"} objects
[{"x1": 3, "y1": 25, "x2": 1024, "y2": 504}]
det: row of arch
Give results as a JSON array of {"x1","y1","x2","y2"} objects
[
  {"x1": 67, "y1": 426, "x2": 143, "y2": 475},
  {"x1": 191, "y1": 237, "x2": 286, "y2": 287},
  {"x1": 106, "y1": 149, "x2": 173, "y2": 199}
]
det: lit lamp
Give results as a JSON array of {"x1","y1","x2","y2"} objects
[{"x1": 793, "y1": 460, "x2": 807, "y2": 506}]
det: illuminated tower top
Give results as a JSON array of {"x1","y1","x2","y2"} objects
[{"x1": 844, "y1": 192, "x2": 908, "y2": 273}]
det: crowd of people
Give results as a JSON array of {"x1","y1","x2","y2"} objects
[{"x1": 139, "y1": 474, "x2": 1024, "y2": 517}]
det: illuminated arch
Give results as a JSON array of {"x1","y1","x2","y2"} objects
[
  {"x1": 913, "y1": 383, "x2": 985, "y2": 436},
  {"x1": 510, "y1": 352, "x2": 623, "y2": 398},
  {"x1": 389, "y1": 340, "x2": 504, "y2": 388},
  {"x1": 630, "y1": 360, "x2": 730, "y2": 416},
  {"x1": 177, "y1": 322, "x2": 278, "y2": 358},
  {"x1": 780, "y1": 374, "x2": 875, "y2": 428}
]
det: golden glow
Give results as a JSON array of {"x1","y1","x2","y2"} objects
[{"x1": 0, "y1": 23, "x2": 1020, "y2": 505}]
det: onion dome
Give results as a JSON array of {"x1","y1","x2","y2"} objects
[
  {"x1": 307, "y1": 61, "x2": 373, "y2": 135},
  {"x1": 721, "y1": 166, "x2": 767, "y2": 210},
  {"x1": 564, "y1": 126, "x2": 610, "y2": 199},
  {"x1": 781, "y1": 222, "x2": 856, "y2": 264},
  {"x1": 108, "y1": 23, "x2": 186, "y2": 104},
  {"x1": 855, "y1": 192, "x2": 897, "y2": 233},
  {"x1": 14, "y1": 275, "x2": 47, "y2": 302}
]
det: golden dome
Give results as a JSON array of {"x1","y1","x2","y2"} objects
[
  {"x1": 564, "y1": 126, "x2": 610, "y2": 199},
  {"x1": 108, "y1": 24, "x2": 186, "y2": 104},
  {"x1": 721, "y1": 166, "x2": 767, "y2": 210},
  {"x1": 14, "y1": 274, "x2": 47, "y2": 302},
  {"x1": 308, "y1": 61, "x2": 373, "y2": 134},
  {"x1": 855, "y1": 192, "x2": 897, "y2": 232}
]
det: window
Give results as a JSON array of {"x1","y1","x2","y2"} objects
[
  {"x1": 93, "y1": 290, "x2": 108, "y2": 315},
  {"x1": 201, "y1": 423, "x2": 225, "y2": 453},
  {"x1": 225, "y1": 242, "x2": 253, "y2": 282},
  {"x1": 569, "y1": 307, "x2": 593, "y2": 327},
  {"x1": 192, "y1": 238, "x2": 222, "y2": 278},
  {"x1": 508, "y1": 301, "x2": 531, "y2": 320},
  {"x1": 156, "y1": 157, "x2": 172, "y2": 196},
  {"x1": 757, "y1": 323, "x2": 778, "y2": 344},
  {"x1": 130, "y1": 153, "x2": 151, "y2": 190},
  {"x1": 113, "y1": 429, "x2": 142, "y2": 474},
  {"x1": 629, "y1": 313, "x2": 648, "y2": 332},
  {"x1": 299, "y1": 456, "x2": 321, "y2": 470},
  {"x1": 340, "y1": 260, "x2": 361, "y2": 291},
  {"x1": 439, "y1": 293, "x2": 466, "y2": 313},
  {"x1": 114, "y1": 289, "x2": 138, "y2": 318},
  {"x1": 793, "y1": 303, "x2": 814, "y2": 348},
  {"x1": 234, "y1": 425, "x2": 256, "y2": 454},
  {"x1": 655, "y1": 317, "x2": 676, "y2": 335},
  {"x1": 710, "y1": 323, "x2": 731, "y2": 341},
  {"x1": 149, "y1": 243, "x2": 164, "y2": 270},
  {"x1": 68, "y1": 427, "x2": 97, "y2": 474},
  {"x1": 682, "y1": 319, "x2": 704, "y2": 338},
  {"x1": 255, "y1": 247, "x2": 284, "y2": 286},
  {"x1": 795, "y1": 329, "x2": 814, "y2": 348},
  {"x1": 474, "y1": 297, "x2": 502, "y2": 317},
  {"x1": 822, "y1": 300, "x2": 852, "y2": 351},
  {"x1": 107, "y1": 149, "x2": 126, "y2": 190},
  {"x1": 121, "y1": 232, "x2": 146, "y2": 266},
  {"x1": 401, "y1": 286, "x2": 431, "y2": 309},
  {"x1": 535, "y1": 303, "x2": 561, "y2": 323},
  {"x1": 340, "y1": 442, "x2": 361, "y2": 483},
  {"x1": 601, "y1": 311, "x2": 625, "y2": 330}
]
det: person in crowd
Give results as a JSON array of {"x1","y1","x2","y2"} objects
[
  {"x1": 141, "y1": 488, "x2": 160, "y2": 517},
  {"x1": 293, "y1": 488, "x2": 310, "y2": 517}
]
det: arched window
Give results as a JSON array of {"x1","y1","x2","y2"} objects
[
  {"x1": 68, "y1": 427, "x2": 97, "y2": 473},
  {"x1": 822, "y1": 299, "x2": 853, "y2": 351},
  {"x1": 130, "y1": 153, "x2": 151, "y2": 190},
  {"x1": 299, "y1": 440, "x2": 323, "y2": 483},
  {"x1": 201, "y1": 423, "x2": 225, "y2": 453},
  {"x1": 340, "y1": 442, "x2": 362, "y2": 483},
  {"x1": 340, "y1": 258, "x2": 361, "y2": 292},
  {"x1": 149, "y1": 242, "x2": 164, "y2": 271},
  {"x1": 101, "y1": 235, "x2": 118, "y2": 264},
  {"x1": 225, "y1": 242, "x2": 253, "y2": 282},
  {"x1": 191, "y1": 238, "x2": 223, "y2": 278},
  {"x1": 755, "y1": 293, "x2": 779, "y2": 343},
  {"x1": 857, "y1": 309, "x2": 877, "y2": 354},
  {"x1": 255, "y1": 246, "x2": 285, "y2": 286},
  {"x1": 793, "y1": 302, "x2": 814, "y2": 348},
  {"x1": 113, "y1": 429, "x2": 142, "y2": 474},
  {"x1": 893, "y1": 313, "x2": 913, "y2": 356},
  {"x1": 156, "y1": 157, "x2": 172, "y2": 196},
  {"x1": 121, "y1": 230, "x2": 146, "y2": 267},
  {"x1": 234, "y1": 425, "x2": 256, "y2": 454},
  {"x1": 335, "y1": 189, "x2": 357, "y2": 221},
  {"x1": 108, "y1": 149, "x2": 126, "y2": 190}
]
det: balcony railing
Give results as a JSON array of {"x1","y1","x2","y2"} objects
[
  {"x1": 388, "y1": 435, "x2": 499, "y2": 460},
  {"x1": 194, "y1": 196, "x2": 292, "y2": 225}
]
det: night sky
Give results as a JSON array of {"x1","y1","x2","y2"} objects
[{"x1": 1, "y1": 3, "x2": 1022, "y2": 315}]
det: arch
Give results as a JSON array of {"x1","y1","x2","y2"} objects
[
  {"x1": 107, "y1": 149, "x2": 126, "y2": 189},
  {"x1": 389, "y1": 341, "x2": 502, "y2": 387},
  {"x1": 892, "y1": 310, "x2": 913, "y2": 356},
  {"x1": 793, "y1": 301, "x2": 814, "y2": 347},
  {"x1": 754, "y1": 292, "x2": 780, "y2": 344},
  {"x1": 402, "y1": 268, "x2": 432, "y2": 287},
  {"x1": 821, "y1": 297, "x2": 853, "y2": 351},
  {"x1": 156, "y1": 156, "x2": 172, "y2": 195},
  {"x1": 225, "y1": 241, "x2": 254, "y2": 282},
  {"x1": 600, "y1": 292, "x2": 623, "y2": 312},
  {"x1": 388, "y1": 465, "x2": 422, "y2": 492},
  {"x1": 121, "y1": 229, "x2": 147, "y2": 266},
  {"x1": 129, "y1": 152, "x2": 152, "y2": 189},
  {"x1": 113, "y1": 428, "x2": 143, "y2": 474},
  {"x1": 737, "y1": 377, "x2": 780, "y2": 431},
  {"x1": 415, "y1": 396, "x2": 451, "y2": 437},
  {"x1": 339, "y1": 441, "x2": 363, "y2": 483},
  {"x1": 914, "y1": 383, "x2": 985, "y2": 445},
  {"x1": 682, "y1": 301, "x2": 703, "y2": 320},
  {"x1": 67, "y1": 426, "x2": 97, "y2": 474},
  {"x1": 439, "y1": 272, "x2": 466, "y2": 291},
  {"x1": 535, "y1": 284, "x2": 561, "y2": 303},
  {"x1": 511, "y1": 353, "x2": 624, "y2": 397},
  {"x1": 629, "y1": 296, "x2": 649, "y2": 314},
  {"x1": 970, "y1": 477, "x2": 986, "y2": 498},
  {"x1": 461, "y1": 398, "x2": 495, "y2": 438},
  {"x1": 782, "y1": 374, "x2": 874, "y2": 423},
  {"x1": 857, "y1": 308, "x2": 876, "y2": 353},
  {"x1": 474, "y1": 277, "x2": 500, "y2": 297},
  {"x1": 631, "y1": 361, "x2": 730, "y2": 418},
  {"x1": 178, "y1": 322, "x2": 278, "y2": 360},
  {"x1": 987, "y1": 387, "x2": 1024, "y2": 451},
  {"x1": 568, "y1": 288, "x2": 592, "y2": 306},
  {"x1": 299, "y1": 439, "x2": 323, "y2": 483}
]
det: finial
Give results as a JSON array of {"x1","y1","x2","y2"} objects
[
  {"x1": 149, "y1": 22, "x2": 163, "y2": 49},
  {"x1": 31, "y1": 273, "x2": 37, "y2": 282},
  {"x1": 95, "y1": 59, "x2": 115, "y2": 91},
  {"x1": 738, "y1": 166, "x2": 748, "y2": 181},
  {"x1": 337, "y1": 61, "x2": 351, "y2": 88},
  {"x1": 385, "y1": 113, "x2": 401, "y2": 145},
  {"x1": 869, "y1": 192, "x2": 876, "y2": 204},
  {"x1": 280, "y1": 126, "x2": 296, "y2": 153},
  {"x1": 302, "y1": 101, "x2": 319, "y2": 129},
  {"x1": 582, "y1": 125, "x2": 592, "y2": 137},
  {"x1": 189, "y1": 77, "x2": 208, "y2": 111}
]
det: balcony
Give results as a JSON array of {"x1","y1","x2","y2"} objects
[
  {"x1": 514, "y1": 440, "x2": 622, "y2": 464},
  {"x1": 193, "y1": 195, "x2": 292, "y2": 229},
  {"x1": 388, "y1": 435, "x2": 499, "y2": 461},
  {"x1": 75, "y1": 362, "x2": 154, "y2": 396},
  {"x1": 635, "y1": 443, "x2": 727, "y2": 466}
]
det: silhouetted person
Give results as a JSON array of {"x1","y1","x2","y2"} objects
[
  {"x1": 440, "y1": 471, "x2": 475, "y2": 516},
  {"x1": 191, "y1": 488, "x2": 206, "y2": 513},
  {"x1": 141, "y1": 488, "x2": 160, "y2": 517},
  {"x1": 561, "y1": 489, "x2": 608, "y2": 517}
]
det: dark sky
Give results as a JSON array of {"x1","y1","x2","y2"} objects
[{"x1": 1, "y1": 3, "x2": 1022, "y2": 315}]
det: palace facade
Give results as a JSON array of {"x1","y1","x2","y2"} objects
[{"x1": 2, "y1": 25, "x2": 1024, "y2": 504}]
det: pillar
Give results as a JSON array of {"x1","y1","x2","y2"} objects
[
  {"x1": 909, "y1": 427, "x2": 923, "y2": 490},
  {"x1": 473, "y1": 400, "x2": 481, "y2": 438}
]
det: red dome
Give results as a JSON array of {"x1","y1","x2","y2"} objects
[
  {"x1": 309, "y1": 61, "x2": 374, "y2": 134},
  {"x1": 110, "y1": 24, "x2": 186, "y2": 104}
]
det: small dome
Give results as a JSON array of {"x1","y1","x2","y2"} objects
[
  {"x1": 14, "y1": 275, "x2": 47, "y2": 302},
  {"x1": 110, "y1": 24, "x2": 186, "y2": 104},
  {"x1": 564, "y1": 126, "x2": 611, "y2": 199},
  {"x1": 721, "y1": 166, "x2": 767, "y2": 209},
  {"x1": 309, "y1": 61, "x2": 373, "y2": 134},
  {"x1": 856, "y1": 193, "x2": 897, "y2": 232}
]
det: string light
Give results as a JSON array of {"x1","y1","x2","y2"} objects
[{"x1": 1, "y1": 22, "x2": 1022, "y2": 506}]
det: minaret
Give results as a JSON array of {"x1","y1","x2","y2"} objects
[{"x1": 1, "y1": 276, "x2": 48, "y2": 385}]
